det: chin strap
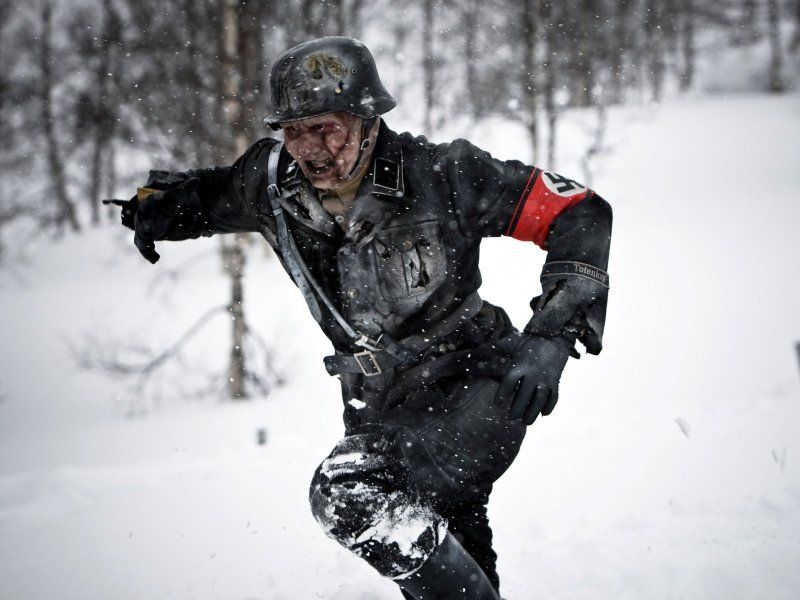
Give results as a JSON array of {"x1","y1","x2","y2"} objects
[{"x1": 343, "y1": 115, "x2": 379, "y2": 181}]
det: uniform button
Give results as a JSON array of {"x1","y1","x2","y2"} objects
[
  {"x1": 401, "y1": 239, "x2": 413, "y2": 251},
  {"x1": 335, "y1": 215, "x2": 345, "y2": 223},
  {"x1": 347, "y1": 288, "x2": 359, "y2": 299},
  {"x1": 438, "y1": 343, "x2": 450, "y2": 353}
]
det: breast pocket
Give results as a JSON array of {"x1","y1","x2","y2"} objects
[{"x1": 372, "y1": 221, "x2": 448, "y2": 302}]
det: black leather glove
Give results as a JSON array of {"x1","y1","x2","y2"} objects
[
  {"x1": 104, "y1": 169, "x2": 210, "y2": 264},
  {"x1": 132, "y1": 178, "x2": 202, "y2": 264},
  {"x1": 492, "y1": 332, "x2": 573, "y2": 425},
  {"x1": 103, "y1": 190, "x2": 169, "y2": 263},
  {"x1": 103, "y1": 193, "x2": 161, "y2": 262},
  {"x1": 101, "y1": 196, "x2": 138, "y2": 230}
]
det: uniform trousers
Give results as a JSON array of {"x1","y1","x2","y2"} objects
[{"x1": 309, "y1": 376, "x2": 527, "y2": 592}]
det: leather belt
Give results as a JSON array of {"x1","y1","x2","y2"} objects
[{"x1": 323, "y1": 292, "x2": 484, "y2": 377}]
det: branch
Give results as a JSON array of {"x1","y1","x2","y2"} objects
[
  {"x1": 73, "y1": 304, "x2": 228, "y2": 392},
  {"x1": 580, "y1": 91, "x2": 608, "y2": 187}
]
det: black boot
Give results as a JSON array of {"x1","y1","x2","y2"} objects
[{"x1": 397, "y1": 533, "x2": 501, "y2": 600}]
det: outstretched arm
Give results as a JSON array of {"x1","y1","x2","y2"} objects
[{"x1": 107, "y1": 137, "x2": 276, "y2": 263}]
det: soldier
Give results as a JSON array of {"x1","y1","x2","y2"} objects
[{"x1": 108, "y1": 37, "x2": 612, "y2": 600}]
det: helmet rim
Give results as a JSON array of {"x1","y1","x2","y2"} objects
[{"x1": 266, "y1": 36, "x2": 395, "y2": 131}]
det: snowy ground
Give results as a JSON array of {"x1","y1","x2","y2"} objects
[{"x1": 1, "y1": 90, "x2": 799, "y2": 600}]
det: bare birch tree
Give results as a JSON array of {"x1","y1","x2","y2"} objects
[
  {"x1": 87, "y1": 0, "x2": 121, "y2": 225},
  {"x1": 679, "y1": 0, "x2": 696, "y2": 91},
  {"x1": 422, "y1": 0, "x2": 436, "y2": 134},
  {"x1": 522, "y1": 0, "x2": 540, "y2": 162},
  {"x1": 39, "y1": 1, "x2": 80, "y2": 233},
  {"x1": 766, "y1": 0, "x2": 785, "y2": 92},
  {"x1": 792, "y1": 0, "x2": 800, "y2": 52},
  {"x1": 218, "y1": 0, "x2": 252, "y2": 400}
]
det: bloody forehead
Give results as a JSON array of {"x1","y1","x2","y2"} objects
[{"x1": 281, "y1": 112, "x2": 359, "y2": 131}]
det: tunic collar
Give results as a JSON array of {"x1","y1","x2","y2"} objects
[
  {"x1": 277, "y1": 121, "x2": 407, "y2": 243},
  {"x1": 279, "y1": 120, "x2": 405, "y2": 198},
  {"x1": 358, "y1": 120, "x2": 405, "y2": 198}
]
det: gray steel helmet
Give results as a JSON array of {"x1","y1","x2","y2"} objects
[{"x1": 266, "y1": 36, "x2": 396, "y2": 130}]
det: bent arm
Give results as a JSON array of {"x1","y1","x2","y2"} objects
[
  {"x1": 525, "y1": 192, "x2": 613, "y2": 354},
  {"x1": 443, "y1": 138, "x2": 612, "y2": 353}
]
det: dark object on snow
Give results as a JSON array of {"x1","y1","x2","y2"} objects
[
  {"x1": 265, "y1": 36, "x2": 396, "y2": 129},
  {"x1": 256, "y1": 428, "x2": 267, "y2": 446},
  {"x1": 795, "y1": 341, "x2": 800, "y2": 378}
]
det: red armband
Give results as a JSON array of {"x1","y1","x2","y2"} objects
[{"x1": 505, "y1": 169, "x2": 590, "y2": 248}]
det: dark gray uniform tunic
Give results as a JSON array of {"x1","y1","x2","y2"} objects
[{"x1": 144, "y1": 120, "x2": 612, "y2": 586}]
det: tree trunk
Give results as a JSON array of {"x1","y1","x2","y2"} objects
[
  {"x1": 422, "y1": 0, "x2": 435, "y2": 134},
  {"x1": 331, "y1": 0, "x2": 345, "y2": 35},
  {"x1": 792, "y1": 0, "x2": 800, "y2": 53},
  {"x1": 644, "y1": 0, "x2": 665, "y2": 102},
  {"x1": 606, "y1": 0, "x2": 624, "y2": 104},
  {"x1": 182, "y1": 0, "x2": 216, "y2": 166},
  {"x1": 328, "y1": 0, "x2": 364, "y2": 36},
  {"x1": 39, "y1": 1, "x2": 80, "y2": 233},
  {"x1": 89, "y1": 0, "x2": 118, "y2": 226},
  {"x1": 89, "y1": 133, "x2": 104, "y2": 225},
  {"x1": 767, "y1": 0, "x2": 785, "y2": 92},
  {"x1": 297, "y1": 0, "x2": 325, "y2": 41},
  {"x1": 573, "y1": 0, "x2": 594, "y2": 107},
  {"x1": 539, "y1": 0, "x2": 557, "y2": 167},
  {"x1": 349, "y1": 0, "x2": 366, "y2": 38},
  {"x1": 464, "y1": 0, "x2": 480, "y2": 118},
  {"x1": 737, "y1": 0, "x2": 760, "y2": 44},
  {"x1": 219, "y1": 0, "x2": 250, "y2": 401},
  {"x1": 522, "y1": 0, "x2": 539, "y2": 162},
  {"x1": 679, "y1": 0, "x2": 696, "y2": 91},
  {"x1": 625, "y1": 0, "x2": 645, "y2": 95},
  {"x1": 221, "y1": 235, "x2": 248, "y2": 400},
  {"x1": 105, "y1": 140, "x2": 117, "y2": 222},
  {"x1": 662, "y1": 2, "x2": 680, "y2": 59},
  {"x1": 238, "y1": 0, "x2": 266, "y2": 143}
]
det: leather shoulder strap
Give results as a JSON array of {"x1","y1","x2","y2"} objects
[
  {"x1": 262, "y1": 142, "x2": 409, "y2": 357},
  {"x1": 265, "y1": 142, "x2": 323, "y2": 323}
]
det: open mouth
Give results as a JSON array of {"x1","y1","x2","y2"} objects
[{"x1": 306, "y1": 158, "x2": 335, "y2": 176}]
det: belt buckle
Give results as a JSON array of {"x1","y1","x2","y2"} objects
[{"x1": 354, "y1": 349, "x2": 382, "y2": 377}]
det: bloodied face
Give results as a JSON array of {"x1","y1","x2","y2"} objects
[{"x1": 281, "y1": 112, "x2": 363, "y2": 191}]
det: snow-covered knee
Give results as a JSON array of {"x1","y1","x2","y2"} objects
[{"x1": 308, "y1": 433, "x2": 448, "y2": 579}]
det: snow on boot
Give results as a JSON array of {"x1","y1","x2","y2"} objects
[{"x1": 397, "y1": 533, "x2": 501, "y2": 600}]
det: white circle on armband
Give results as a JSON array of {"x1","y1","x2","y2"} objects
[{"x1": 541, "y1": 171, "x2": 587, "y2": 198}]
